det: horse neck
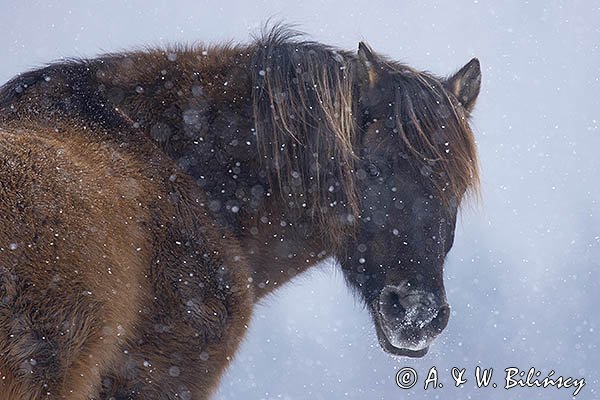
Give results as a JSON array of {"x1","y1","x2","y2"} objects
[
  {"x1": 237, "y1": 203, "x2": 337, "y2": 299},
  {"x1": 93, "y1": 47, "x2": 347, "y2": 297}
]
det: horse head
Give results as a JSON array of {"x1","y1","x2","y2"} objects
[{"x1": 339, "y1": 43, "x2": 481, "y2": 357}]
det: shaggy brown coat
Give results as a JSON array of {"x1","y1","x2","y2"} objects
[{"x1": 0, "y1": 27, "x2": 480, "y2": 399}]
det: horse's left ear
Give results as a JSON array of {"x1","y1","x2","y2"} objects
[
  {"x1": 357, "y1": 42, "x2": 380, "y2": 88},
  {"x1": 445, "y1": 58, "x2": 481, "y2": 112}
]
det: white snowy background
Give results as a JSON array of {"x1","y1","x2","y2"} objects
[{"x1": 1, "y1": 1, "x2": 598, "y2": 399}]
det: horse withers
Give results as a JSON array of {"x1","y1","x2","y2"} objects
[{"x1": 0, "y1": 27, "x2": 480, "y2": 398}]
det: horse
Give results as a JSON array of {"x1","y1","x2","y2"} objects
[{"x1": 0, "y1": 26, "x2": 480, "y2": 399}]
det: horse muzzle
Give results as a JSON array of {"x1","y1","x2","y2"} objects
[{"x1": 373, "y1": 284, "x2": 450, "y2": 357}]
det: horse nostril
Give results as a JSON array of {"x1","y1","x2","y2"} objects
[
  {"x1": 379, "y1": 287, "x2": 406, "y2": 323},
  {"x1": 431, "y1": 303, "x2": 450, "y2": 332}
]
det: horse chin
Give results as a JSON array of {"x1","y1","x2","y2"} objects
[{"x1": 373, "y1": 321, "x2": 430, "y2": 358}]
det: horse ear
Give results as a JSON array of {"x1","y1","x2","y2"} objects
[
  {"x1": 445, "y1": 58, "x2": 481, "y2": 112},
  {"x1": 357, "y1": 42, "x2": 379, "y2": 87}
]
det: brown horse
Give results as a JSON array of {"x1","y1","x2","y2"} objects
[{"x1": 0, "y1": 26, "x2": 480, "y2": 399}]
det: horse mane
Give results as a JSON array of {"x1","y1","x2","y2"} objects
[{"x1": 250, "y1": 25, "x2": 360, "y2": 232}]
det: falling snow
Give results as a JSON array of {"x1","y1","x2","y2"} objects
[{"x1": 0, "y1": 2, "x2": 598, "y2": 400}]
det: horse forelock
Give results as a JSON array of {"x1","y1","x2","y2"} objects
[{"x1": 387, "y1": 65, "x2": 480, "y2": 205}]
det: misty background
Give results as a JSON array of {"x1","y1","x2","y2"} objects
[{"x1": 1, "y1": 1, "x2": 598, "y2": 399}]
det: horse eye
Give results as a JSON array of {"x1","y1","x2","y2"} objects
[{"x1": 368, "y1": 164, "x2": 380, "y2": 177}]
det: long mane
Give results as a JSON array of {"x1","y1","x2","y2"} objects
[{"x1": 250, "y1": 26, "x2": 360, "y2": 235}]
